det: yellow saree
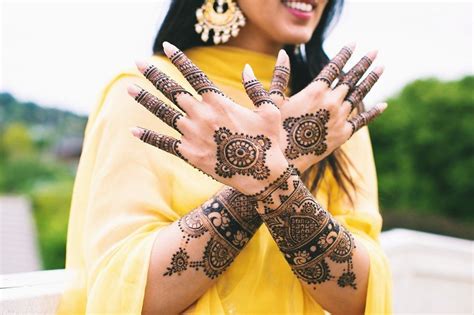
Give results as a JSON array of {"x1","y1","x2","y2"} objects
[{"x1": 58, "y1": 46, "x2": 392, "y2": 314}]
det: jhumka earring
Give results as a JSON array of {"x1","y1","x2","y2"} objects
[{"x1": 195, "y1": 0, "x2": 246, "y2": 45}]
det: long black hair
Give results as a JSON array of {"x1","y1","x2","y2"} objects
[{"x1": 153, "y1": 0, "x2": 356, "y2": 199}]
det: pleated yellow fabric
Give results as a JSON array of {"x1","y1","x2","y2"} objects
[{"x1": 57, "y1": 46, "x2": 392, "y2": 314}]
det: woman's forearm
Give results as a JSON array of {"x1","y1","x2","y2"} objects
[
  {"x1": 255, "y1": 170, "x2": 370, "y2": 315},
  {"x1": 142, "y1": 187, "x2": 261, "y2": 314}
]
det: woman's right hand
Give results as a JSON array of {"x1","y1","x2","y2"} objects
[{"x1": 264, "y1": 44, "x2": 387, "y2": 174}]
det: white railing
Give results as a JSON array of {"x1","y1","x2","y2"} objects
[{"x1": 1, "y1": 229, "x2": 473, "y2": 314}]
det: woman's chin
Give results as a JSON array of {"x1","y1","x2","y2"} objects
[{"x1": 276, "y1": 29, "x2": 315, "y2": 45}]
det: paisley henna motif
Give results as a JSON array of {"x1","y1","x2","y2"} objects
[
  {"x1": 214, "y1": 127, "x2": 271, "y2": 180},
  {"x1": 164, "y1": 188, "x2": 262, "y2": 279},
  {"x1": 259, "y1": 174, "x2": 358, "y2": 289}
]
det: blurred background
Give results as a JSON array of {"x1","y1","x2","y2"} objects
[{"x1": 0, "y1": 0, "x2": 473, "y2": 313}]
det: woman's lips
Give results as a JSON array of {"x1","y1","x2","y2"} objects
[{"x1": 282, "y1": 0, "x2": 316, "y2": 20}]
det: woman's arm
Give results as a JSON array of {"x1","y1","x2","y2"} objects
[{"x1": 143, "y1": 187, "x2": 260, "y2": 314}]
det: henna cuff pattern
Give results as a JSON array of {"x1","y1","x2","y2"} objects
[
  {"x1": 164, "y1": 188, "x2": 261, "y2": 279},
  {"x1": 259, "y1": 172, "x2": 358, "y2": 289},
  {"x1": 269, "y1": 65, "x2": 290, "y2": 98}
]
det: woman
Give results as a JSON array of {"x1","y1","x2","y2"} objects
[{"x1": 58, "y1": 0, "x2": 392, "y2": 314}]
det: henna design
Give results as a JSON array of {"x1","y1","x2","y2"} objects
[
  {"x1": 348, "y1": 104, "x2": 384, "y2": 135},
  {"x1": 270, "y1": 65, "x2": 290, "y2": 98},
  {"x1": 345, "y1": 71, "x2": 379, "y2": 110},
  {"x1": 135, "y1": 89, "x2": 183, "y2": 131},
  {"x1": 248, "y1": 165, "x2": 294, "y2": 202},
  {"x1": 259, "y1": 175, "x2": 358, "y2": 289},
  {"x1": 164, "y1": 188, "x2": 262, "y2": 279},
  {"x1": 143, "y1": 65, "x2": 192, "y2": 107},
  {"x1": 139, "y1": 129, "x2": 186, "y2": 160},
  {"x1": 170, "y1": 49, "x2": 224, "y2": 96},
  {"x1": 214, "y1": 127, "x2": 271, "y2": 180},
  {"x1": 283, "y1": 110, "x2": 330, "y2": 160},
  {"x1": 244, "y1": 79, "x2": 275, "y2": 107},
  {"x1": 336, "y1": 56, "x2": 372, "y2": 90},
  {"x1": 313, "y1": 46, "x2": 352, "y2": 86}
]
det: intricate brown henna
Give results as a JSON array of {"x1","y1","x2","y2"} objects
[
  {"x1": 269, "y1": 65, "x2": 290, "y2": 98},
  {"x1": 348, "y1": 104, "x2": 384, "y2": 135},
  {"x1": 243, "y1": 79, "x2": 275, "y2": 107},
  {"x1": 143, "y1": 64, "x2": 192, "y2": 108},
  {"x1": 313, "y1": 46, "x2": 352, "y2": 86},
  {"x1": 336, "y1": 56, "x2": 372, "y2": 91},
  {"x1": 283, "y1": 110, "x2": 330, "y2": 160},
  {"x1": 164, "y1": 188, "x2": 262, "y2": 279},
  {"x1": 345, "y1": 71, "x2": 379, "y2": 110},
  {"x1": 169, "y1": 49, "x2": 224, "y2": 96},
  {"x1": 139, "y1": 129, "x2": 186, "y2": 160},
  {"x1": 135, "y1": 89, "x2": 183, "y2": 131},
  {"x1": 259, "y1": 173, "x2": 358, "y2": 289},
  {"x1": 214, "y1": 127, "x2": 271, "y2": 180}
]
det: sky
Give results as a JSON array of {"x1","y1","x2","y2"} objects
[{"x1": 1, "y1": 0, "x2": 473, "y2": 115}]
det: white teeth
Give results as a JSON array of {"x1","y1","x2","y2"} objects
[{"x1": 284, "y1": 1, "x2": 314, "y2": 13}]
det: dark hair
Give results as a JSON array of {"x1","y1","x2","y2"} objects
[{"x1": 153, "y1": 0, "x2": 355, "y2": 199}]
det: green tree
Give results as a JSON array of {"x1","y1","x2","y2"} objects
[{"x1": 370, "y1": 76, "x2": 474, "y2": 220}]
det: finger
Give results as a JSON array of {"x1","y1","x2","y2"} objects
[
  {"x1": 269, "y1": 49, "x2": 290, "y2": 106},
  {"x1": 128, "y1": 84, "x2": 184, "y2": 133},
  {"x1": 343, "y1": 66, "x2": 384, "y2": 113},
  {"x1": 130, "y1": 127, "x2": 187, "y2": 161},
  {"x1": 242, "y1": 64, "x2": 276, "y2": 109},
  {"x1": 335, "y1": 50, "x2": 377, "y2": 94},
  {"x1": 312, "y1": 43, "x2": 355, "y2": 87},
  {"x1": 162, "y1": 41, "x2": 224, "y2": 98},
  {"x1": 347, "y1": 103, "x2": 388, "y2": 136},
  {"x1": 135, "y1": 60, "x2": 193, "y2": 112}
]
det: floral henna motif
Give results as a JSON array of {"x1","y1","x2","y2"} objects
[
  {"x1": 164, "y1": 189, "x2": 261, "y2": 279},
  {"x1": 244, "y1": 79, "x2": 274, "y2": 107},
  {"x1": 169, "y1": 49, "x2": 224, "y2": 96},
  {"x1": 283, "y1": 110, "x2": 330, "y2": 160},
  {"x1": 135, "y1": 89, "x2": 183, "y2": 130},
  {"x1": 214, "y1": 127, "x2": 271, "y2": 180},
  {"x1": 143, "y1": 64, "x2": 192, "y2": 107},
  {"x1": 269, "y1": 65, "x2": 290, "y2": 97},
  {"x1": 260, "y1": 175, "x2": 358, "y2": 289}
]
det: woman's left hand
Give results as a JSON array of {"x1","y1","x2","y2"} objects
[{"x1": 128, "y1": 42, "x2": 289, "y2": 196}]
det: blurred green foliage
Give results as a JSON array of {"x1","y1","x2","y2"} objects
[
  {"x1": 0, "y1": 75, "x2": 472, "y2": 270},
  {"x1": 0, "y1": 93, "x2": 86, "y2": 269},
  {"x1": 370, "y1": 76, "x2": 474, "y2": 235}
]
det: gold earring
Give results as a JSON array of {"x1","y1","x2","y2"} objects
[{"x1": 195, "y1": 0, "x2": 246, "y2": 45}]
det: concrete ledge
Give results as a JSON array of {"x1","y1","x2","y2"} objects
[{"x1": 0, "y1": 229, "x2": 473, "y2": 314}]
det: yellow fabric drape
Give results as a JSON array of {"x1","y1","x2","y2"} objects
[{"x1": 58, "y1": 46, "x2": 392, "y2": 314}]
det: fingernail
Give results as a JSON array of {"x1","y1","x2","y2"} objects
[
  {"x1": 366, "y1": 50, "x2": 378, "y2": 60},
  {"x1": 162, "y1": 41, "x2": 177, "y2": 56},
  {"x1": 345, "y1": 41, "x2": 357, "y2": 51},
  {"x1": 277, "y1": 49, "x2": 286, "y2": 65},
  {"x1": 127, "y1": 84, "x2": 141, "y2": 97},
  {"x1": 135, "y1": 60, "x2": 149, "y2": 73},
  {"x1": 373, "y1": 65, "x2": 385, "y2": 75},
  {"x1": 243, "y1": 64, "x2": 255, "y2": 81},
  {"x1": 377, "y1": 102, "x2": 388, "y2": 112},
  {"x1": 130, "y1": 127, "x2": 143, "y2": 138}
]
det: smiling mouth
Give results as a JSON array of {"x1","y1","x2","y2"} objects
[{"x1": 281, "y1": 0, "x2": 316, "y2": 13}]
